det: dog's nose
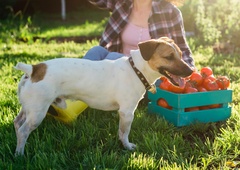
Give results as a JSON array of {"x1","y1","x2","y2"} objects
[
  {"x1": 183, "y1": 66, "x2": 194, "y2": 77},
  {"x1": 172, "y1": 64, "x2": 194, "y2": 78}
]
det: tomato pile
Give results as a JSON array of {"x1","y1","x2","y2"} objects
[{"x1": 157, "y1": 67, "x2": 230, "y2": 111}]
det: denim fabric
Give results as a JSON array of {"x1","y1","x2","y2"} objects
[{"x1": 83, "y1": 46, "x2": 125, "y2": 60}]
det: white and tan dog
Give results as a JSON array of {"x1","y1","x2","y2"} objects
[{"x1": 14, "y1": 37, "x2": 193, "y2": 155}]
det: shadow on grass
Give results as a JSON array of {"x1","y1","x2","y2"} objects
[{"x1": 30, "y1": 9, "x2": 109, "y2": 42}]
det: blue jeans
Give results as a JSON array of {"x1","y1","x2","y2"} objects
[{"x1": 83, "y1": 46, "x2": 125, "y2": 60}]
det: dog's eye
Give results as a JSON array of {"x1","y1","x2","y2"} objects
[{"x1": 165, "y1": 53, "x2": 174, "y2": 60}]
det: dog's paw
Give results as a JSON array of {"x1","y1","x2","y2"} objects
[
  {"x1": 15, "y1": 150, "x2": 24, "y2": 157},
  {"x1": 124, "y1": 142, "x2": 137, "y2": 151}
]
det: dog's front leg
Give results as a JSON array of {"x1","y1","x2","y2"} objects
[{"x1": 118, "y1": 111, "x2": 136, "y2": 150}]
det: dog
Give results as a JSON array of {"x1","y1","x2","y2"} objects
[{"x1": 14, "y1": 37, "x2": 193, "y2": 155}]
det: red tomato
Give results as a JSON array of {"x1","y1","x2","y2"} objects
[
  {"x1": 199, "y1": 105, "x2": 210, "y2": 110},
  {"x1": 209, "y1": 104, "x2": 221, "y2": 109},
  {"x1": 204, "y1": 75, "x2": 216, "y2": 82},
  {"x1": 169, "y1": 85, "x2": 185, "y2": 93},
  {"x1": 159, "y1": 77, "x2": 166, "y2": 81},
  {"x1": 216, "y1": 76, "x2": 230, "y2": 90},
  {"x1": 157, "y1": 98, "x2": 172, "y2": 109},
  {"x1": 201, "y1": 67, "x2": 213, "y2": 78},
  {"x1": 159, "y1": 77, "x2": 185, "y2": 93},
  {"x1": 203, "y1": 77, "x2": 219, "y2": 91},
  {"x1": 159, "y1": 77, "x2": 171, "y2": 91},
  {"x1": 185, "y1": 107, "x2": 200, "y2": 112},
  {"x1": 197, "y1": 86, "x2": 207, "y2": 92},
  {"x1": 189, "y1": 72, "x2": 203, "y2": 87},
  {"x1": 184, "y1": 86, "x2": 198, "y2": 93},
  {"x1": 202, "y1": 76, "x2": 216, "y2": 90},
  {"x1": 168, "y1": 79, "x2": 185, "y2": 93},
  {"x1": 184, "y1": 80, "x2": 194, "y2": 89}
]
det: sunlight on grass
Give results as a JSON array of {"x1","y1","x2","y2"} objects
[{"x1": 0, "y1": 40, "x2": 99, "y2": 62}]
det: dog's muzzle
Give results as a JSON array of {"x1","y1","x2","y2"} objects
[{"x1": 159, "y1": 68, "x2": 179, "y2": 86}]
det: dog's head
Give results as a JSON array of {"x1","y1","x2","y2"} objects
[{"x1": 138, "y1": 37, "x2": 193, "y2": 85}]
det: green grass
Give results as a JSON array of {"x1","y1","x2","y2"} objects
[
  {"x1": 0, "y1": 8, "x2": 108, "y2": 44},
  {"x1": 0, "y1": 10, "x2": 240, "y2": 170},
  {"x1": 32, "y1": 9, "x2": 109, "y2": 38}
]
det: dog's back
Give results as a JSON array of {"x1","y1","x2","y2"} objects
[{"x1": 15, "y1": 57, "x2": 139, "y2": 110}]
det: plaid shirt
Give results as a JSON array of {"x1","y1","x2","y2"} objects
[{"x1": 89, "y1": 0, "x2": 195, "y2": 67}]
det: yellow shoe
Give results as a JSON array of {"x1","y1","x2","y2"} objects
[{"x1": 48, "y1": 100, "x2": 88, "y2": 123}]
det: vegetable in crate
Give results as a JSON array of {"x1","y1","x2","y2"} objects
[
  {"x1": 216, "y1": 76, "x2": 230, "y2": 90},
  {"x1": 157, "y1": 98, "x2": 172, "y2": 110},
  {"x1": 159, "y1": 66, "x2": 230, "y2": 93},
  {"x1": 158, "y1": 66, "x2": 231, "y2": 111}
]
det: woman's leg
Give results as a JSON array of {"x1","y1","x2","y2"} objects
[
  {"x1": 83, "y1": 46, "x2": 125, "y2": 60},
  {"x1": 105, "y1": 52, "x2": 125, "y2": 60},
  {"x1": 83, "y1": 46, "x2": 109, "y2": 60}
]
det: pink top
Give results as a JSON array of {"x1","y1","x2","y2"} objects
[{"x1": 121, "y1": 22, "x2": 151, "y2": 56}]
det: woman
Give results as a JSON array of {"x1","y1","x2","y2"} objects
[{"x1": 84, "y1": 0, "x2": 195, "y2": 68}]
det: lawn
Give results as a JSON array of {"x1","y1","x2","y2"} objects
[{"x1": 0, "y1": 8, "x2": 240, "y2": 170}]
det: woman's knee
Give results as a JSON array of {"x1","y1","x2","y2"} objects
[
  {"x1": 105, "y1": 52, "x2": 125, "y2": 60},
  {"x1": 83, "y1": 46, "x2": 109, "y2": 60}
]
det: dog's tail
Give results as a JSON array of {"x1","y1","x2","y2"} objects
[{"x1": 15, "y1": 62, "x2": 33, "y2": 76}]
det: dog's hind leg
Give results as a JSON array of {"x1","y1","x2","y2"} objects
[
  {"x1": 118, "y1": 110, "x2": 136, "y2": 150},
  {"x1": 14, "y1": 108, "x2": 26, "y2": 133},
  {"x1": 15, "y1": 106, "x2": 48, "y2": 156},
  {"x1": 14, "y1": 108, "x2": 27, "y2": 154}
]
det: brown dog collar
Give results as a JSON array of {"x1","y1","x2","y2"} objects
[{"x1": 128, "y1": 57, "x2": 156, "y2": 94}]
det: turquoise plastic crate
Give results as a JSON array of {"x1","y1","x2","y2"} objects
[{"x1": 148, "y1": 87, "x2": 232, "y2": 127}]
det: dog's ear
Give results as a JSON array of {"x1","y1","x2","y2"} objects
[{"x1": 138, "y1": 40, "x2": 159, "y2": 61}]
